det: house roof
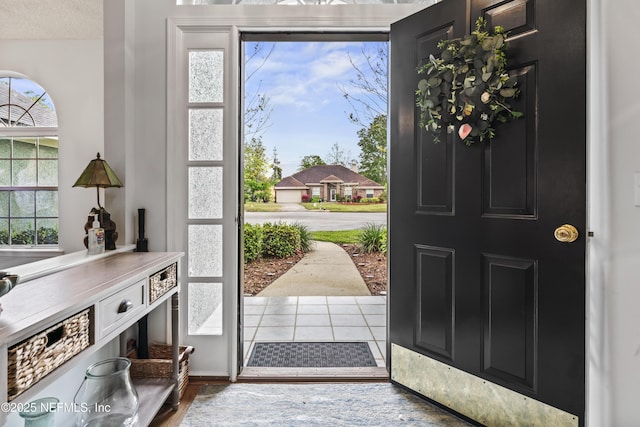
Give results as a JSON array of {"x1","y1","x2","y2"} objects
[
  {"x1": 275, "y1": 164, "x2": 383, "y2": 189},
  {"x1": 274, "y1": 176, "x2": 307, "y2": 189},
  {"x1": 320, "y1": 174, "x2": 343, "y2": 183}
]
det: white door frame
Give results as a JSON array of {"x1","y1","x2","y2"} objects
[{"x1": 166, "y1": 4, "x2": 433, "y2": 381}]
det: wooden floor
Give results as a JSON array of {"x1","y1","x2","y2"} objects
[
  {"x1": 149, "y1": 368, "x2": 390, "y2": 427},
  {"x1": 149, "y1": 380, "x2": 211, "y2": 427}
]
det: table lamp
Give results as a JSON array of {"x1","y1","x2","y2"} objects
[{"x1": 73, "y1": 152, "x2": 123, "y2": 250}]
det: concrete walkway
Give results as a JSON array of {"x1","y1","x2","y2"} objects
[{"x1": 257, "y1": 241, "x2": 371, "y2": 297}]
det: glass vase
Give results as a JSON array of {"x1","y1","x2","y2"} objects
[
  {"x1": 19, "y1": 397, "x2": 59, "y2": 427},
  {"x1": 73, "y1": 357, "x2": 139, "y2": 427}
]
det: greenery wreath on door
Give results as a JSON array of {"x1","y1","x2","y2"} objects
[{"x1": 416, "y1": 17, "x2": 522, "y2": 145}]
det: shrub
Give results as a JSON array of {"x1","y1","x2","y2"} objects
[
  {"x1": 354, "y1": 195, "x2": 362, "y2": 203},
  {"x1": 310, "y1": 196, "x2": 321, "y2": 203},
  {"x1": 361, "y1": 197, "x2": 379, "y2": 204},
  {"x1": 301, "y1": 193, "x2": 310, "y2": 203},
  {"x1": 261, "y1": 222, "x2": 301, "y2": 258},
  {"x1": 358, "y1": 223, "x2": 387, "y2": 253},
  {"x1": 244, "y1": 223, "x2": 263, "y2": 263},
  {"x1": 291, "y1": 222, "x2": 314, "y2": 253},
  {"x1": 378, "y1": 191, "x2": 387, "y2": 203}
]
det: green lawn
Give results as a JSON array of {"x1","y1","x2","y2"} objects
[
  {"x1": 244, "y1": 202, "x2": 282, "y2": 212},
  {"x1": 310, "y1": 230, "x2": 361, "y2": 244},
  {"x1": 302, "y1": 202, "x2": 387, "y2": 213}
]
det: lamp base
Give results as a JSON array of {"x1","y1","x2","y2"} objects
[{"x1": 83, "y1": 207, "x2": 118, "y2": 250}]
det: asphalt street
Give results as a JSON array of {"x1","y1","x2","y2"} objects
[{"x1": 243, "y1": 211, "x2": 387, "y2": 231}]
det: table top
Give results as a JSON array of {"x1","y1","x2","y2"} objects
[{"x1": 0, "y1": 251, "x2": 183, "y2": 345}]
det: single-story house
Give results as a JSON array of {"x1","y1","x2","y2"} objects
[{"x1": 274, "y1": 164, "x2": 384, "y2": 203}]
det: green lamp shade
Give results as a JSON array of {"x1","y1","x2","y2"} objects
[{"x1": 73, "y1": 152, "x2": 123, "y2": 188}]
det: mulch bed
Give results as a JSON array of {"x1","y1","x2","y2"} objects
[{"x1": 243, "y1": 244, "x2": 387, "y2": 296}]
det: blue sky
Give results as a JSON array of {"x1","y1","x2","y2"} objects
[{"x1": 243, "y1": 41, "x2": 388, "y2": 178}]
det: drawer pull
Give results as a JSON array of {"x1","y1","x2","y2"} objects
[{"x1": 118, "y1": 300, "x2": 134, "y2": 314}]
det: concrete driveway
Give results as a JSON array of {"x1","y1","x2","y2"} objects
[{"x1": 244, "y1": 206, "x2": 387, "y2": 231}]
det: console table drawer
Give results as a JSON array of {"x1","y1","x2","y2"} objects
[{"x1": 99, "y1": 279, "x2": 145, "y2": 338}]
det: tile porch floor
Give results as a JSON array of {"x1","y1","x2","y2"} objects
[{"x1": 242, "y1": 295, "x2": 388, "y2": 368}]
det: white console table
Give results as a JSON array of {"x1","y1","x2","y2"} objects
[{"x1": 0, "y1": 251, "x2": 184, "y2": 426}]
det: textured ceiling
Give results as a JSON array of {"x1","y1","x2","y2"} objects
[{"x1": 0, "y1": 0, "x2": 103, "y2": 40}]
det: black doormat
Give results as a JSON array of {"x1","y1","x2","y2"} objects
[{"x1": 247, "y1": 342, "x2": 377, "y2": 368}]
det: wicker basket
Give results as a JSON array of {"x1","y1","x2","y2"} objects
[
  {"x1": 128, "y1": 344, "x2": 194, "y2": 399},
  {"x1": 149, "y1": 263, "x2": 177, "y2": 304},
  {"x1": 7, "y1": 308, "x2": 92, "y2": 400}
]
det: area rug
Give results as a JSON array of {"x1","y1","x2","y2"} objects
[
  {"x1": 247, "y1": 342, "x2": 377, "y2": 367},
  {"x1": 180, "y1": 383, "x2": 471, "y2": 426}
]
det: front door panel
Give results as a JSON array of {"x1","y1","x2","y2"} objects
[{"x1": 389, "y1": 0, "x2": 586, "y2": 424}]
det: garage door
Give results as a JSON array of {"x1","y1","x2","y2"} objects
[{"x1": 276, "y1": 190, "x2": 302, "y2": 204}]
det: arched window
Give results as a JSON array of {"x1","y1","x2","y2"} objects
[{"x1": 0, "y1": 75, "x2": 58, "y2": 246}]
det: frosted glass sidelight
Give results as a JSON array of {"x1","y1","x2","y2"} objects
[
  {"x1": 189, "y1": 167, "x2": 223, "y2": 219},
  {"x1": 189, "y1": 51, "x2": 224, "y2": 103},
  {"x1": 189, "y1": 109, "x2": 223, "y2": 161},
  {"x1": 188, "y1": 282, "x2": 223, "y2": 335},
  {"x1": 188, "y1": 224, "x2": 223, "y2": 277}
]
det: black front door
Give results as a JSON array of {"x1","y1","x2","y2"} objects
[{"x1": 389, "y1": 0, "x2": 586, "y2": 424}]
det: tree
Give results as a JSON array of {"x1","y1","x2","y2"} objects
[
  {"x1": 338, "y1": 43, "x2": 388, "y2": 127},
  {"x1": 325, "y1": 142, "x2": 353, "y2": 167},
  {"x1": 357, "y1": 114, "x2": 387, "y2": 186},
  {"x1": 243, "y1": 42, "x2": 276, "y2": 202},
  {"x1": 244, "y1": 43, "x2": 275, "y2": 141},
  {"x1": 299, "y1": 155, "x2": 326, "y2": 171},
  {"x1": 244, "y1": 138, "x2": 272, "y2": 202}
]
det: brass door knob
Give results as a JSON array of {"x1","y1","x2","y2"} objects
[{"x1": 554, "y1": 224, "x2": 579, "y2": 243}]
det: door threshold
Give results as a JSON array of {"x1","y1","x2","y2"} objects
[{"x1": 238, "y1": 366, "x2": 389, "y2": 382}]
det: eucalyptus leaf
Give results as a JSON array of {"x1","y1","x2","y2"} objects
[
  {"x1": 443, "y1": 69, "x2": 453, "y2": 82},
  {"x1": 481, "y1": 37, "x2": 494, "y2": 51},
  {"x1": 499, "y1": 88, "x2": 517, "y2": 98},
  {"x1": 429, "y1": 87, "x2": 441, "y2": 97},
  {"x1": 494, "y1": 35, "x2": 504, "y2": 49},
  {"x1": 418, "y1": 79, "x2": 429, "y2": 92},
  {"x1": 482, "y1": 72, "x2": 493, "y2": 82},
  {"x1": 486, "y1": 58, "x2": 495, "y2": 73},
  {"x1": 441, "y1": 49, "x2": 453, "y2": 62},
  {"x1": 474, "y1": 58, "x2": 484, "y2": 70},
  {"x1": 427, "y1": 77, "x2": 443, "y2": 88},
  {"x1": 464, "y1": 87, "x2": 476, "y2": 97}
]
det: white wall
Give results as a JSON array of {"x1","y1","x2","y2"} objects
[
  {"x1": 0, "y1": 40, "x2": 105, "y2": 255},
  {"x1": 593, "y1": 0, "x2": 640, "y2": 425}
]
